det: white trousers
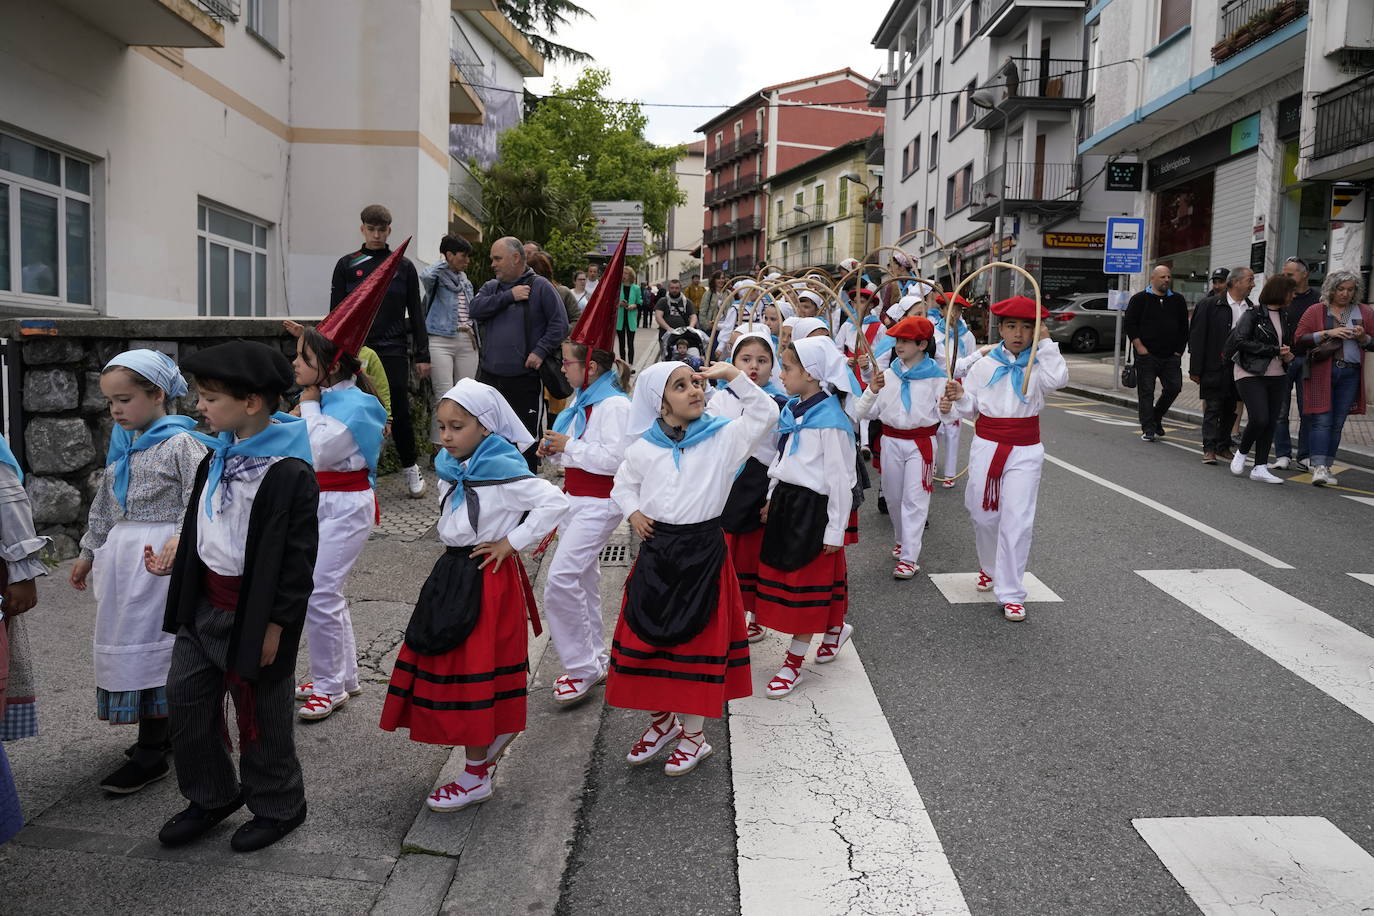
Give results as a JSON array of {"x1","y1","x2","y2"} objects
[
  {"x1": 937, "y1": 420, "x2": 962, "y2": 479},
  {"x1": 963, "y1": 436, "x2": 1043, "y2": 606},
  {"x1": 880, "y1": 435, "x2": 933, "y2": 565},
  {"x1": 429, "y1": 331, "x2": 480, "y2": 444},
  {"x1": 542, "y1": 495, "x2": 621, "y2": 681},
  {"x1": 304, "y1": 490, "x2": 374, "y2": 697},
  {"x1": 92, "y1": 520, "x2": 177, "y2": 692}
]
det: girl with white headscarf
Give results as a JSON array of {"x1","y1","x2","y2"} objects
[
  {"x1": 606, "y1": 359, "x2": 774, "y2": 776},
  {"x1": 754, "y1": 337, "x2": 858, "y2": 699},
  {"x1": 381, "y1": 380, "x2": 568, "y2": 811},
  {"x1": 69, "y1": 349, "x2": 212, "y2": 794}
]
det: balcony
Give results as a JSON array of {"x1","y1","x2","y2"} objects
[
  {"x1": 449, "y1": 58, "x2": 485, "y2": 125},
  {"x1": 777, "y1": 248, "x2": 837, "y2": 273},
  {"x1": 448, "y1": 157, "x2": 485, "y2": 236},
  {"x1": 973, "y1": 58, "x2": 1086, "y2": 129},
  {"x1": 704, "y1": 223, "x2": 731, "y2": 245},
  {"x1": 973, "y1": 0, "x2": 1089, "y2": 40},
  {"x1": 706, "y1": 174, "x2": 762, "y2": 206},
  {"x1": 777, "y1": 205, "x2": 829, "y2": 235},
  {"x1": 866, "y1": 130, "x2": 885, "y2": 167},
  {"x1": 1212, "y1": 0, "x2": 1309, "y2": 63},
  {"x1": 969, "y1": 161, "x2": 1081, "y2": 222},
  {"x1": 869, "y1": 71, "x2": 896, "y2": 107},
  {"x1": 734, "y1": 215, "x2": 763, "y2": 237},
  {"x1": 703, "y1": 256, "x2": 760, "y2": 277},
  {"x1": 705, "y1": 131, "x2": 763, "y2": 170},
  {"x1": 1307, "y1": 70, "x2": 1374, "y2": 179},
  {"x1": 54, "y1": 0, "x2": 228, "y2": 47}
]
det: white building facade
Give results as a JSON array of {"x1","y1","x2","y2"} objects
[{"x1": 645, "y1": 141, "x2": 706, "y2": 286}]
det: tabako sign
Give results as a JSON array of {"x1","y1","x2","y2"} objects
[
  {"x1": 1043, "y1": 232, "x2": 1105, "y2": 249},
  {"x1": 1147, "y1": 114, "x2": 1260, "y2": 189}
]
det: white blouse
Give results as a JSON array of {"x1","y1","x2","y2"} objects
[
  {"x1": 856, "y1": 362, "x2": 971, "y2": 429},
  {"x1": 766, "y1": 413, "x2": 857, "y2": 548},
  {"x1": 299, "y1": 380, "x2": 366, "y2": 473},
  {"x1": 552, "y1": 395, "x2": 632, "y2": 477},
  {"x1": 613, "y1": 374, "x2": 774, "y2": 524},
  {"x1": 951, "y1": 339, "x2": 1070, "y2": 421},
  {"x1": 436, "y1": 475, "x2": 568, "y2": 552},
  {"x1": 706, "y1": 383, "x2": 781, "y2": 467}
]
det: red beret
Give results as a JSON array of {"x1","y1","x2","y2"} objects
[
  {"x1": 990, "y1": 295, "x2": 1049, "y2": 319},
  {"x1": 934, "y1": 293, "x2": 971, "y2": 308},
  {"x1": 887, "y1": 316, "x2": 936, "y2": 340}
]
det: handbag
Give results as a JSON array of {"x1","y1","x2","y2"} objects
[
  {"x1": 1120, "y1": 346, "x2": 1137, "y2": 389},
  {"x1": 519, "y1": 288, "x2": 573, "y2": 399}
]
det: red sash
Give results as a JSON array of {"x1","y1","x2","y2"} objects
[
  {"x1": 565, "y1": 467, "x2": 615, "y2": 498},
  {"x1": 204, "y1": 569, "x2": 243, "y2": 613},
  {"x1": 881, "y1": 423, "x2": 940, "y2": 492},
  {"x1": 316, "y1": 468, "x2": 380, "y2": 524},
  {"x1": 974, "y1": 416, "x2": 1041, "y2": 511}
]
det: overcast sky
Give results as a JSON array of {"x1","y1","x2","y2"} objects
[{"x1": 524, "y1": 0, "x2": 887, "y2": 147}]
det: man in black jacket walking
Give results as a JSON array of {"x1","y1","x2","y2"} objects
[
  {"x1": 329, "y1": 204, "x2": 429, "y2": 496},
  {"x1": 1189, "y1": 266, "x2": 1254, "y2": 463},
  {"x1": 1125, "y1": 264, "x2": 1189, "y2": 441}
]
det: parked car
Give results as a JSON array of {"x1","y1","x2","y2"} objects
[{"x1": 1043, "y1": 293, "x2": 1124, "y2": 353}]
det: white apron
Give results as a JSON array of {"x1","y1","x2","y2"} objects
[{"x1": 92, "y1": 520, "x2": 177, "y2": 692}]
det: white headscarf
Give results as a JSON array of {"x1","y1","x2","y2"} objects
[
  {"x1": 731, "y1": 329, "x2": 777, "y2": 364},
  {"x1": 909, "y1": 279, "x2": 936, "y2": 299},
  {"x1": 792, "y1": 317, "x2": 829, "y2": 339},
  {"x1": 782, "y1": 317, "x2": 801, "y2": 331},
  {"x1": 626, "y1": 360, "x2": 692, "y2": 438},
  {"x1": 733, "y1": 321, "x2": 771, "y2": 338},
  {"x1": 792, "y1": 337, "x2": 853, "y2": 394},
  {"x1": 796, "y1": 289, "x2": 826, "y2": 311},
  {"x1": 439, "y1": 379, "x2": 535, "y2": 451},
  {"x1": 886, "y1": 293, "x2": 923, "y2": 322},
  {"x1": 775, "y1": 300, "x2": 796, "y2": 320}
]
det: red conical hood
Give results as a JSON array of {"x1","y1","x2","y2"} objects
[
  {"x1": 317, "y1": 237, "x2": 412, "y2": 359},
  {"x1": 571, "y1": 229, "x2": 627, "y2": 354}
]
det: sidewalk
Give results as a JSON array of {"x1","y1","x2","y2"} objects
[{"x1": 1062, "y1": 352, "x2": 1374, "y2": 463}]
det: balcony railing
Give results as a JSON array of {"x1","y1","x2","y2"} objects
[
  {"x1": 196, "y1": 0, "x2": 241, "y2": 19},
  {"x1": 969, "y1": 161, "x2": 1081, "y2": 222},
  {"x1": 706, "y1": 174, "x2": 762, "y2": 206},
  {"x1": 1313, "y1": 70, "x2": 1374, "y2": 160},
  {"x1": 705, "y1": 131, "x2": 764, "y2": 170},
  {"x1": 53, "y1": 0, "x2": 229, "y2": 46},
  {"x1": 778, "y1": 247, "x2": 836, "y2": 272},
  {"x1": 734, "y1": 215, "x2": 763, "y2": 236},
  {"x1": 777, "y1": 205, "x2": 829, "y2": 234},
  {"x1": 449, "y1": 157, "x2": 486, "y2": 223},
  {"x1": 973, "y1": 57, "x2": 1086, "y2": 128},
  {"x1": 1213, "y1": 0, "x2": 1308, "y2": 62},
  {"x1": 866, "y1": 130, "x2": 885, "y2": 166},
  {"x1": 703, "y1": 256, "x2": 760, "y2": 277}
]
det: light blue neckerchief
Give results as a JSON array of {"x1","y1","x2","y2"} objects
[
  {"x1": 551, "y1": 370, "x2": 627, "y2": 440},
  {"x1": 0, "y1": 433, "x2": 22, "y2": 484},
  {"x1": 320, "y1": 384, "x2": 388, "y2": 486},
  {"x1": 985, "y1": 345, "x2": 1031, "y2": 404},
  {"x1": 777, "y1": 393, "x2": 853, "y2": 455},
  {"x1": 203, "y1": 413, "x2": 314, "y2": 517},
  {"x1": 890, "y1": 355, "x2": 947, "y2": 412},
  {"x1": 106, "y1": 415, "x2": 214, "y2": 510},
  {"x1": 434, "y1": 433, "x2": 533, "y2": 527},
  {"x1": 640, "y1": 415, "x2": 731, "y2": 469}
]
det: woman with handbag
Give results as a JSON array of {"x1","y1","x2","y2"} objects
[
  {"x1": 1226, "y1": 276, "x2": 1294, "y2": 483},
  {"x1": 1293, "y1": 270, "x2": 1374, "y2": 486}
]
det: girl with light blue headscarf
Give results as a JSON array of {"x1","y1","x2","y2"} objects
[{"x1": 71, "y1": 348, "x2": 211, "y2": 795}]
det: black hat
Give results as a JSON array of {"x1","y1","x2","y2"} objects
[
  {"x1": 182, "y1": 340, "x2": 294, "y2": 394},
  {"x1": 1210, "y1": 267, "x2": 1230, "y2": 282}
]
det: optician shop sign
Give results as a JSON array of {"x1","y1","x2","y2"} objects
[{"x1": 1147, "y1": 113, "x2": 1260, "y2": 189}]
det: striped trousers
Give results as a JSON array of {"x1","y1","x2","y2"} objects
[{"x1": 167, "y1": 601, "x2": 305, "y2": 821}]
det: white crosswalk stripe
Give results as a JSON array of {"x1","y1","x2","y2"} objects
[
  {"x1": 927, "y1": 571, "x2": 1062, "y2": 604},
  {"x1": 1349, "y1": 573, "x2": 1374, "y2": 589}
]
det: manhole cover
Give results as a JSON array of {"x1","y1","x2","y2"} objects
[{"x1": 599, "y1": 544, "x2": 630, "y2": 566}]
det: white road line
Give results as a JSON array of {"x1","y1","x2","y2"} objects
[
  {"x1": 1134, "y1": 816, "x2": 1374, "y2": 916},
  {"x1": 1348, "y1": 573, "x2": 1374, "y2": 589},
  {"x1": 1045, "y1": 455, "x2": 1294, "y2": 569},
  {"x1": 1137, "y1": 569, "x2": 1374, "y2": 725},
  {"x1": 928, "y1": 572, "x2": 1061, "y2": 604},
  {"x1": 731, "y1": 631, "x2": 970, "y2": 916},
  {"x1": 1343, "y1": 495, "x2": 1374, "y2": 508}
]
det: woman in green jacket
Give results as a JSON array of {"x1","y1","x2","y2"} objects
[{"x1": 617, "y1": 266, "x2": 641, "y2": 363}]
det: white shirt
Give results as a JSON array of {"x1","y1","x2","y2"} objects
[
  {"x1": 857, "y1": 358, "x2": 970, "y2": 428},
  {"x1": 299, "y1": 379, "x2": 366, "y2": 473},
  {"x1": 933, "y1": 326, "x2": 978, "y2": 377},
  {"x1": 767, "y1": 405, "x2": 858, "y2": 547},
  {"x1": 436, "y1": 475, "x2": 568, "y2": 552},
  {"x1": 951, "y1": 339, "x2": 1069, "y2": 421},
  {"x1": 197, "y1": 453, "x2": 285, "y2": 576},
  {"x1": 552, "y1": 394, "x2": 632, "y2": 477},
  {"x1": 706, "y1": 382, "x2": 781, "y2": 466},
  {"x1": 613, "y1": 374, "x2": 774, "y2": 524},
  {"x1": 1227, "y1": 294, "x2": 1250, "y2": 327}
]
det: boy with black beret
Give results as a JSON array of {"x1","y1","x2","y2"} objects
[{"x1": 150, "y1": 340, "x2": 319, "y2": 852}]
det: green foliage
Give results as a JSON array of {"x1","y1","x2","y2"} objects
[{"x1": 498, "y1": 0, "x2": 593, "y2": 65}]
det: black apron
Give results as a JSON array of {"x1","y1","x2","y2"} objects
[
  {"x1": 404, "y1": 546, "x2": 484, "y2": 655},
  {"x1": 720, "y1": 457, "x2": 771, "y2": 534},
  {"x1": 624, "y1": 518, "x2": 726, "y2": 646},
  {"x1": 760, "y1": 481, "x2": 828, "y2": 572}
]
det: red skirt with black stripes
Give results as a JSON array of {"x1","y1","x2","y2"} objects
[
  {"x1": 379, "y1": 557, "x2": 536, "y2": 747},
  {"x1": 753, "y1": 549, "x2": 848, "y2": 635},
  {"x1": 606, "y1": 553, "x2": 752, "y2": 718},
  {"x1": 724, "y1": 527, "x2": 766, "y2": 614}
]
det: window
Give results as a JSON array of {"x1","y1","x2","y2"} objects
[
  {"x1": 1159, "y1": 0, "x2": 1190, "y2": 39},
  {"x1": 776, "y1": 198, "x2": 784, "y2": 224},
  {"x1": 0, "y1": 130, "x2": 93, "y2": 305},
  {"x1": 926, "y1": 206, "x2": 935, "y2": 231},
  {"x1": 949, "y1": 96, "x2": 960, "y2": 133},
  {"x1": 903, "y1": 138, "x2": 922, "y2": 179},
  {"x1": 246, "y1": 0, "x2": 280, "y2": 50},
  {"x1": 929, "y1": 131, "x2": 939, "y2": 170},
  {"x1": 933, "y1": 59, "x2": 942, "y2": 95},
  {"x1": 825, "y1": 226, "x2": 835, "y2": 257},
  {"x1": 945, "y1": 163, "x2": 973, "y2": 215},
  {"x1": 953, "y1": 17, "x2": 964, "y2": 53},
  {"x1": 197, "y1": 201, "x2": 269, "y2": 316},
  {"x1": 838, "y1": 177, "x2": 848, "y2": 217},
  {"x1": 715, "y1": 132, "x2": 724, "y2": 151},
  {"x1": 814, "y1": 183, "x2": 825, "y2": 211},
  {"x1": 794, "y1": 190, "x2": 805, "y2": 209}
]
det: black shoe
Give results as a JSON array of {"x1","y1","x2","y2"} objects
[
  {"x1": 1155, "y1": 427, "x2": 1167, "y2": 439},
  {"x1": 230, "y1": 804, "x2": 307, "y2": 853},
  {"x1": 158, "y1": 796, "x2": 244, "y2": 847},
  {"x1": 1141, "y1": 431, "x2": 1156, "y2": 442},
  {"x1": 124, "y1": 739, "x2": 173, "y2": 759},
  {"x1": 100, "y1": 757, "x2": 170, "y2": 795},
  {"x1": 877, "y1": 496, "x2": 889, "y2": 515}
]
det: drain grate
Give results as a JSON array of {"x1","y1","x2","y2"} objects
[{"x1": 599, "y1": 544, "x2": 631, "y2": 566}]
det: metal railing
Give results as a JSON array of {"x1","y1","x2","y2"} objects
[
  {"x1": 1313, "y1": 70, "x2": 1374, "y2": 159},
  {"x1": 995, "y1": 57, "x2": 1086, "y2": 103},
  {"x1": 777, "y1": 204, "x2": 828, "y2": 233},
  {"x1": 970, "y1": 161, "x2": 1081, "y2": 209},
  {"x1": 705, "y1": 131, "x2": 763, "y2": 170},
  {"x1": 195, "y1": 0, "x2": 241, "y2": 20},
  {"x1": 1219, "y1": 0, "x2": 1300, "y2": 40},
  {"x1": 448, "y1": 157, "x2": 486, "y2": 222},
  {"x1": 734, "y1": 215, "x2": 763, "y2": 236}
]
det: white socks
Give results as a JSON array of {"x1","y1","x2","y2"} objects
[{"x1": 789, "y1": 637, "x2": 811, "y2": 657}]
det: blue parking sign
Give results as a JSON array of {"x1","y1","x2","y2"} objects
[{"x1": 1104, "y1": 217, "x2": 1145, "y2": 274}]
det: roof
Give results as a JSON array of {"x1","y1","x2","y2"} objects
[
  {"x1": 693, "y1": 68, "x2": 876, "y2": 133},
  {"x1": 872, "y1": 0, "x2": 918, "y2": 48},
  {"x1": 764, "y1": 138, "x2": 872, "y2": 188},
  {"x1": 685, "y1": 140, "x2": 706, "y2": 154}
]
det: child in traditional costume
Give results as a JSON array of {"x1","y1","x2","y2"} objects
[
  {"x1": 949, "y1": 296, "x2": 1069, "y2": 621},
  {"x1": 154, "y1": 341, "x2": 318, "y2": 852},
  {"x1": 607, "y1": 359, "x2": 774, "y2": 775},
  {"x1": 382, "y1": 381, "x2": 567, "y2": 810},
  {"x1": 754, "y1": 338, "x2": 857, "y2": 698},
  {"x1": 932, "y1": 294, "x2": 978, "y2": 488},
  {"x1": 70, "y1": 350, "x2": 210, "y2": 793}
]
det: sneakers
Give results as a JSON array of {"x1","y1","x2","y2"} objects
[
  {"x1": 1312, "y1": 465, "x2": 1337, "y2": 487},
  {"x1": 1141, "y1": 431, "x2": 1156, "y2": 442},
  {"x1": 893, "y1": 560, "x2": 919, "y2": 580},
  {"x1": 1217, "y1": 448, "x2": 1235, "y2": 461},
  {"x1": 663, "y1": 732, "x2": 714, "y2": 777},
  {"x1": 1202, "y1": 451, "x2": 1217, "y2": 465},
  {"x1": 975, "y1": 570, "x2": 994, "y2": 592},
  {"x1": 627, "y1": 714, "x2": 682, "y2": 765},
  {"x1": 891, "y1": 543, "x2": 903, "y2": 560},
  {"x1": 815, "y1": 623, "x2": 853, "y2": 664},
  {"x1": 1155, "y1": 427, "x2": 1167, "y2": 439},
  {"x1": 1292, "y1": 457, "x2": 1311, "y2": 472},
  {"x1": 1249, "y1": 466, "x2": 1284, "y2": 485},
  {"x1": 1229, "y1": 451, "x2": 1247, "y2": 476},
  {"x1": 553, "y1": 668, "x2": 606, "y2": 706},
  {"x1": 1003, "y1": 603, "x2": 1027, "y2": 622},
  {"x1": 100, "y1": 756, "x2": 171, "y2": 795},
  {"x1": 297, "y1": 692, "x2": 348, "y2": 721},
  {"x1": 295, "y1": 681, "x2": 362, "y2": 700},
  {"x1": 427, "y1": 763, "x2": 493, "y2": 812},
  {"x1": 404, "y1": 464, "x2": 426, "y2": 499},
  {"x1": 1269, "y1": 456, "x2": 1291, "y2": 470},
  {"x1": 766, "y1": 652, "x2": 806, "y2": 698},
  {"x1": 860, "y1": 446, "x2": 873, "y2": 462}
]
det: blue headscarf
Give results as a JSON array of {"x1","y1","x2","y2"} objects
[
  {"x1": 641, "y1": 415, "x2": 731, "y2": 469},
  {"x1": 319, "y1": 384, "x2": 388, "y2": 485},
  {"x1": 106, "y1": 415, "x2": 215, "y2": 510},
  {"x1": 890, "y1": 355, "x2": 947, "y2": 412},
  {"x1": 551, "y1": 369, "x2": 627, "y2": 440},
  {"x1": 104, "y1": 349, "x2": 188, "y2": 399},
  {"x1": 985, "y1": 344, "x2": 1031, "y2": 404},
  {"x1": 777, "y1": 393, "x2": 853, "y2": 455},
  {"x1": 0, "y1": 435, "x2": 22, "y2": 484},
  {"x1": 203, "y1": 413, "x2": 314, "y2": 517},
  {"x1": 434, "y1": 433, "x2": 533, "y2": 528}
]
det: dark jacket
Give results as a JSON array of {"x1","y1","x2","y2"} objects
[
  {"x1": 1124, "y1": 288, "x2": 1189, "y2": 357},
  {"x1": 1189, "y1": 293, "x2": 1249, "y2": 398},
  {"x1": 1280, "y1": 288, "x2": 1321, "y2": 347},
  {"x1": 1228, "y1": 306, "x2": 1285, "y2": 377},
  {"x1": 163, "y1": 456, "x2": 320, "y2": 682},
  {"x1": 469, "y1": 269, "x2": 569, "y2": 377},
  {"x1": 330, "y1": 246, "x2": 429, "y2": 362}
]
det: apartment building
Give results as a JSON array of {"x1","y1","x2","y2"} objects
[{"x1": 764, "y1": 138, "x2": 874, "y2": 274}]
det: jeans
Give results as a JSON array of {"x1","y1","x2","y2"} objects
[
  {"x1": 1272, "y1": 357, "x2": 1308, "y2": 460},
  {"x1": 1308, "y1": 363, "x2": 1361, "y2": 467},
  {"x1": 1135, "y1": 353, "x2": 1182, "y2": 435},
  {"x1": 1236, "y1": 375, "x2": 1285, "y2": 466},
  {"x1": 477, "y1": 369, "x2": 544, "y2": 472},
  {"x1": 1201, "y1": 385, "x2": 1238, "y2": 453}
]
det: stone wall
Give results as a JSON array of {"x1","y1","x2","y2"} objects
[{"x1": 3, "y1": 317, "x2": 429, "y2": 561}]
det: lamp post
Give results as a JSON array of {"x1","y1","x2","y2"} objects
[
  {"x1": 970, "y1": 86, "x2": 1009, "y2": 337},
  {"x1": 840, "y1": 170, "x2": 873, "y2": 259}
]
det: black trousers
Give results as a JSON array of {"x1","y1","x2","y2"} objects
[
  {"x1": 1201, "y1": 384, "x2": 1239, "y2": 453},
  {"x1": 617, "y1": 326, "x2": 636, "y2": 363},
  {"x1": 379, "y1": 354, "x2": 418, "y2": 467},
  {"x1": 477, "y1": 369, "x2": 543, "y2": 472},
  {"x1": 1135, "y1": 353, "x2": 1182, "y2": 435},
  {"x1": 637, "y1": 304, "x2": 653, "y2": 329},
  {"x1": 1236, "y1": 374, "x2": 1286, "y2": 466}
]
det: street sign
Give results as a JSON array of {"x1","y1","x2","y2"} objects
[
  {"x1": 1105, "y1": 162, "x2": 1143, "y2": 192},
  {"x1": 592, "y1": 200, "x2": 644, "y2": 256},
  {"x1": 1104, "y1": 217, "x2": 1145, "y2": 274}
]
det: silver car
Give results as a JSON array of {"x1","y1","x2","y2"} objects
[{"x1": 1043, "y1": 293, "x2": 1124, "y2": 353}]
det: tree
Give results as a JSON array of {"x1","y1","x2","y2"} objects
[
  {"x1": 498, "y1": 0, "x2": 593, "y2": 65},
  {"x1": 475, "y1": 68, "x2": 686, "y2": 282}
]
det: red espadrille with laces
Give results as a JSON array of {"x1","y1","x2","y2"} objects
[
  {"x1": 297, "y1": 692, "x2": 348, "y2": 721},
  {"x1": 426, "y1": 761, "x2": 493, "y2": 812},
  {"x1": 664, "y1": 731, "x2": 714, "y2": 776},
  {"x1": 626, "y1": 712, "x2": 682, "y2": 765},
  {"x1": 1003, "y1": 604, "x2": 1026, "y2": 622},
  {"x1": 815, "y1": 623, "x2": 853, "y2": 664},
  {"x1": 976, "y1": 570, "x2": 994, "y2": 592},
  {"x1": 766, "y1": 652, "x2": 806, "y2": 698}
]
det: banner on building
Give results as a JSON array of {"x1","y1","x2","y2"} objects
[{"x1": 1043, "y1": 232, "x2": 1106, "y2": 249}]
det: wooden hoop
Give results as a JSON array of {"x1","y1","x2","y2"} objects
[{"x1": 945, "y1": 261, "x2": 1043, "y2": 395}]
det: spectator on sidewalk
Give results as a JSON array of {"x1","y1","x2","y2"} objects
[
  {"x1": 528, "y1": 251, "x2": 580, "y2": 326},
  {"x1": 1189, "y1": 266, "x2": 1254, "y2": 464},
  {"x1": 700, "y1": 270, "x2": 728, "y2": 331},
  {"x1": 1270, "y1": 256, "x2": 1322, "y2": 470},
  {"x1": 470, "y1": 237, "x2": 569, "y2": 471},
  {"x1": 585, "y1": 262, "x2": 601, "y2": 296},
  {"x1": 572, "y1": 270, "x2": 591, "y2": 313},
  {"x1": 615, "y1": 266, "x2": 641, "y2": 363},
  {"x1": 655, "y1": 278, "x2": 698, "y2": 357},
  {"x1": 1125, "y1": 264, "x2": 1189, "y2": 442},
  {"x1": 329, "y1": 204, "x2": 429, "y2": 497},
  {"x1": 420, "y1": 235, "x2": 478, "y2": 447},
  {"x1": 1227, "y1": 275, "x2": 1295, "y2": 484},
  {"x1": 638, "y1": 281, "x2": 656, "y2": 329},
  {"x1": 1204, "y1": 267, "x2": 1229, "y2": 306},
  {"x1": 684, "y1": 273, "x2": 706, "y2": 310}
]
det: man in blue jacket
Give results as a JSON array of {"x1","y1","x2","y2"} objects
[{"x1": 470, "y1": 236, "x2": 569, "y2": 470}]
